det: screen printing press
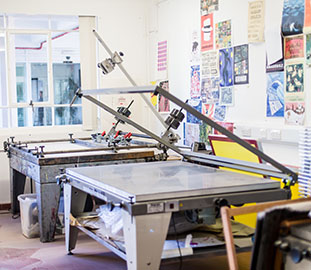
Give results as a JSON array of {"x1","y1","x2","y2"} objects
[{"x1": 4, "y1": 133, "x2": 165, "y2": 243}]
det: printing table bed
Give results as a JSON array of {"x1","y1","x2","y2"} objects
[
  {"x1": 63, "y1": 160, "x2": 290, "y2": 270},
  {"x1": 6, "y1": 138, "x2": 159, "y2": 242}
]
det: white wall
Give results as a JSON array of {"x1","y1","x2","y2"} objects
[
  {"x1": 0, "y1": 0, "x2": 150, "y2": 203},
  {"x1": 147, "y1": 0, "x2": 307, "y2": 166}
]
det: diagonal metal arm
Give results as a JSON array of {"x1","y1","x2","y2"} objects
[{"x1": 154, "y1": 86, "x2": 298, "y2": 183}]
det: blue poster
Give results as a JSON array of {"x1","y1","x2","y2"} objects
[
  {"x1": 186, "y1": 99, "x2": 202, "y2": 124},
  {"x1": 266, "y1": 72, "x2": 284, "y2": 117},
  {"x1": 219, "y1": 48, "x2": 233, "y2": 87},
  {"x1": 214, "y1": 105, "x2": 226, "y2": 121},
  {"x1": 282, "y1": 0, "x2": 305, "y2": 36}
]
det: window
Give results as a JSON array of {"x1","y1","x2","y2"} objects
[{"x1": 0, "y1": 14, "x2": 82, "y2": 128}]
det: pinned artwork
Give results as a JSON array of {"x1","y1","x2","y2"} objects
[
  {"x1": 187, "y1": 99, "x2": 202, "y2": 124},
  {"x1": 200, "y1": 122, "x2": 213, "y2": 143},
  {"x1": 233, "y1": 44, "x2": 249, "y2": 85},
  {"x1": 214, "y1": 105, "x2": 226, "y2": 121},
  {"x1": 284, "y1": 102, "x2": 305, "y2": 125},
  {"x1": 248, "y1": 0, "x2": 265, "y2": 43},
  {"x1": 284, "y1": 35, "x2": 304, "y2": 59},
  {"x1": 202, "y1": 103, "x2": 215, "y2": 119},
  {"x1": 190, "y1": 30, "x2": 201, "y2": 64},
  {"x1": 219, "y1": 48, "x2": 233, "y2": 87},
  {"x1": 214, "y1": 121, "x2": 234, "y2": 135},
  {"x1": 184, "y1": 122, "x2": 200, "y2": 146},
  {"x1": 219, "y1": 87, "x2": 234, "y2": 106},
  {"x1": 306, "y1": 34, "x2": 311, "y2": 66},
  {"x1": 157, "y1": 40, "x2": 168, "y2": 80},
  {"x1": 201, "y1": 0, "x2": 219, "y2": 15},
  {"x1": 285, "y1": 63, "x2": 304, "y2": 101},
  {"x1": 282, "y1": 0, "x2": 305, "y2": 36},
  {"x1": 201, "y1": 14, "x2": 214, "y2": 51},
  {"x1": 158, "y1": 80, "x2": 170, "y2": 113},
  {"x1": 201, "y1": 50, "x2": 219, "y2": 78},
  {"x1": 215, "y1": 20, "x2": 232, "y2": 49},
  {"x1": 190, "y1": 65, "x2": 201, "y2": 98},
  {"x1": 266, "y1": 58, "x2": 284, "y2": 73},
  {"x1": 266, "y1": 72, "x2": 284, "y2": 117},
  {"x1": 201, "y1": 77, "x2": 220, "y2": 104}
]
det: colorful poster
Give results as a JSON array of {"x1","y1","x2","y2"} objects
[
  {"x1": 184, "y1": 123, "x2": 200, "y2": 146},
  {"x1": 214, "y1": 105, "x2": 226, "y2": 121},
  {"x1": 186, "y1": 99, "x2": 202, "y2": 124},
  {"x1": 190, "y1": 30, "x2": 200, "y2": 64},
  {"x1": 201, "y1": 77, "x2": 220, "y2": 104},
  {"x1": 200, "y1": 122, "x2": 213, "y2": 143},
  {"x1": 201, "y1": 0, "x2": 219, "y2": 15},
  {"x1": 190, "y1": 65, "x2": 201, "y2": 98},
  {"x1": 214, "y1": 122, "x2": 234, "y2": 135},
  {"x1": 158, "y1": 80, "x2": 170, "y2": 113},
  {"x1": 285, "y1": 102, "x2": 305, "y2": 125},
  {"x1": 266, "y1": 72, "x2": 284, "y2": 117},
  {"x1": 219, "y1": 87, "x2": 234, "y2": 106},
  {"x1": 282, "y1": 0, "x2": 305, "y2": 36},
  {"x1": 233, "y1": 44, "x2": 249, "y2": 84},
  {"x1": 201, "y1": 50, "x2": 219, "y2": 78},
  {"x1": 248, "y1": 0, "x2": 265, "y2": 43},
  {"x1": 304, "y1": 0, "x2": 311, "y2": 33},
  {"x1": 266, "y1": 58, "x2": 284, "y2": 73},
  {"x1": 306, "y1": 33, "x2": 311, "y2": 66},
  {"x1": 201, "y1": 14, "x2": 214, "y2": 51},
  {"x1": 285, "y1": 63, "x2": 304, "y2": 101},
  {"x1": 219, "y1": 48, "x2": 233, "y2": 87},
  {"x1": 284, "y1": 35, "x2": 304, "y2": 59},
  {"x1": 215, "y1": 20, "x2": 232, "y2": 49},
  {"x1": 157, "y1": 40, "x2": 168, "y2": 80},
  {"x1": 202, "y1": 103, "x2": 215, "y2": 119}
]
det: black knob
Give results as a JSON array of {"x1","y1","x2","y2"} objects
[
  {"x1": 290, "y1": 248, "x2": 303, "y2": 264},
  {"x1": 119, "y1": 52, "x2": 124, "y2": 56}
]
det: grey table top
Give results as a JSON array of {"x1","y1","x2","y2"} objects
[{"x1": 66, "y1": 161, "x2": 281, "y2": 202}]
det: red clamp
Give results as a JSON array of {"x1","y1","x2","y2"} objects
[
  {"x1": 114, "y1": 130, "x2": 120, "y2": 139},
  {"x1": 101, "y1": 131, "x2": 106, "y2": 136}
]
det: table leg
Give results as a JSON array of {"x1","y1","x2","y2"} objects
[
  {"x1": 35, "y1": 182, "x2": 61, "y2": 242},
  {"x1": 122, "y1": 210, "x2": 171, "y2": 270},
  {"x1": 64, "y1": 184, "x2": 87, "y2": 254},
  {"x1": 10, "y1": 168, "x2": 26, "y2": 215}
]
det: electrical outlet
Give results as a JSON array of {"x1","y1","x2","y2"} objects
[
  {"x1": 241, "y1": 127, "x2": 252, "y2": 137},
  {"x1": 270, "y1": 129, "x2": 281, "y2": 140},
  {"x1": 259, "y1": 128, "x2": 267, "y2": 139}
]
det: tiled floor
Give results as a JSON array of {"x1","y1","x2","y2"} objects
[{"x1": 0, "y1": 212, "x2": 251, "y2": 270}]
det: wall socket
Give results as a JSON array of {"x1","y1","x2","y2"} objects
[
  {"x1": 270, "y1": 129, "x2": 281, "y2": 140},
  {"x1": 241, "y1": 127, "x2": 252, "y2": 137}
]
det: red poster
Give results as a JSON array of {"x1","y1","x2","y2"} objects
[
  {"x1": 201, "y1": 14, "x2": 214, "y2": 51},
  {"x1": 305, "y1": 0, "x2": 311, "y2": 31},
  {"x1": 214, "y1": 122, "x2": 234, "y2": 135},
  {"x1": 284, "y1": 36, "x2": 304, "y2": 59}
]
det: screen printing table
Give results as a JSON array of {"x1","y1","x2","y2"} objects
[
  {"x1": 6, "y1": 138, "x2": 160, "y2": 242},
  {"x1": 63, "y1": 160, "x2": 290, "y2": 270}
]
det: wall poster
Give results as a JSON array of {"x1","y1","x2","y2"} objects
[
  {"x1": 284, "y1": 102, "x2": 305, "y2": 125},
  {"x1": 219, "y1": 87, "x2": 234, "y2": 106},
  {"x1": 201, "y1": 14, "x2": 214, "y2": 51},
  {"x1": 157, "y1": 40, "x2": 168, "y2": 80},
  {"x1": 284, "y1": 35, "x2": 304, "y2": 59},
  {"x1": 266, "y1": 72, "x2": 284, "y2": 117},
  {"x1": 183, "y1": 123, "x2": 200, "y2": 146},
  {"x1": 248, "y1": 0, "x2": 265, "y2": 43},
  {"x1": 199, "y1": 122, "x2": 213, "y2": 143},
  {"x1": 190, "y1": 65, "x2": 201, "y2": 98},
  {"x1": 214, "y1": 121, "x2": 234, "y2": 135},
  {"x1": 306, "y1": 33, "x2": 311, "y2": 66},
  {"x1": 202, "y1": 103, "x2": 215, "y2": 119},
  {"x1": 158, "y1": 80, "x2": 170, "y2": 113},
  {"x1": 285, "y1": 62, "x2": 304, "y2": 101},
  {"x1": 201, "y1": 77, "x2": 220, "y2": 104},
  {"x1": 266, "y1": 58, "x2": 284, "y2": 73},
  {"x1": 201, "y1": 0, "x2": 219, "y2": 15},
  {"x1": 215, "y1": 20, "x2": 232, "y2": 49},
  {"x1": 233, "y1": 44, "x2": 249, "y2": 84},
  {"x1": 201, "y1": 50, "x2": 219, "y2": 78},
  {"x1": 219, "y1": 48, "x2": 233, "y2": 87},
  {"x1": 282, "y1": 0, "x2": 305, "y2": 36},
  {"x1": 187, "y1": 99, "x2": 202, "y2": 124},
  {"x1": 190, "y1": 30, "x2": 200, "y2": 64},
  {"x1": 214, "y1": 105, "x2": 226, "y2": 121}
]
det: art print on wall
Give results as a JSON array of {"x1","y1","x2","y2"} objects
[
  {"x1": 201, "y1": 50, "x2": 219, "y2": 78},
  {"x1": 183, "y1": 122, "x2": 200, "y2": 146},
  {"x1": 233, "y1": 44, "x2": 249, "y2": 84},
  {"x1": 199, "y1": 122, "x2": 213, "y2": 143},
  {"x1": 219, "y1": 48, "x2": 233, "y2": 87},
  {"x1": 219, "y1": 87, "x2": 234, "y2": 106},
  {"x1": 201, "y1": 14, "x2": 214, "y2": 51},
  {"x1": 285, "y1": 63, "x2": 304, "y2": 95},
  {"x1": 284, "y1": 35, "x2": 304, "y2": 59},
  {"x1": 201, "y1": 77, "x2": 220, "y2": 104},
  {"x1": 190, "y1": 65, "x2": 201, "y2": 98},
  {"x1": 306, "y1": 33, "x2": 311, "y2": 66},
  {"x1": 186, "y1": 99, "x2": 202, "y2": 124},
  {"x1": 282, "y1": 0, "x2": 305, "y2": 36},
  {"x1": 158, "y1": 80, "x2": 170, "y2": 113},
  {"x1": 266, "y1": 58, "x2": 284, "y2": 73},
  {"x1": 248, "y1": 0, "x2": 265, "y2": 43},
  {"x1": 157, "y1": 40, "x2": 168, "y2": 80},
  {"x1": 202, "y1": 103, "x2": 215, "y2": 119},
  {"x1": 266, "y1": 72, "x2": 284, "y2": 117},
  {"x1": 285, "y1": 102, "x2": 305, "y2": 125},
  {"x1": 215, "y1": 20, "x2": 232, "y2": 49},
  {"x1": 201, "y1": 0, "x2": 219, "y2": 15},
  {"x1": 214, "y1": 121, "x2": 234, "y2": 135},
  {"x1": 190, "y1": 30, "x2": 201, "y2": 64},
  {"x1": 214, "y1": 105, "x2": 226, "y2": 121}
]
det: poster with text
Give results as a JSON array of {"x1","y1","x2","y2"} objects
[
  {"x1": 234, "y1": 44, "x2": 249, "y2": 84},
  {"x1": 285, "y1": 62, "x2": 304, "y2": 101},
  {"x1": 201, "y1": 77, "x2": 220, "y2": 104},
  {"x1": 158, "y1": 80, "x2": 170, "y2": 113},
  {"x1": 266, "y1": 72, "x2": 284, "y2": 117},
  {"x1": 184, "y1": 123, "x2": 200, "y2": 146},
  {"x1": 266, "y1": 58, "x2": 284, "y2": 73},
  {"x1": 282, "y1": 0, "x2": 305, "y2": 36},
  {"x1": 219, "y1": 48, "x2": 233, "y2": 87},
  {"x1": 201, "y1": 0, "x2": 219, "y2": 15},
  {"x1": 248, "y1": 0, "x2": 265, "y2": 43},
  {"x1": 201, "y1": 14, "x2": 214, "y2": 51},
  {"x1": 219, "y1": 87, "x2": 234, "y2": 106},
  {"x1": 214, "y1": 122, "x2": 234, "y2": 135},
  {"x1": 190, "y1": 65, "x2": 201, "y2": 98},
  {"x1": 215, "y1": 20, "x2": 232, "y2": 49},
  {"x1": 157, "y1": 40, "x2": 168, "y2": 80},
  {"x1": 214, "y1": 105, "x2": 226, "y2": 121},
  {"x1": 202, "y1": 103, "x2": 215, "y2": 119},
  {"x1": 306, "y1": 33, "x2": 311, "y2": 66},
  {"x1": 187, "y1": 99, "x2": 202, "y2": 124},
  {"x1": 285, "y1": 102, "x2": 305, "y2": 125},
  {"x1": 190, "y1": 30, "x2": 201, "y2": 64},
  {"x1": 201, "y1": 50, "x2": 219, "y2": 78},
  {"x1": 199, "y1": 122, "x2": 213, "y2": 143},
  {"x1": 284, "y1": 35, "x2": 304, "y2": 59}
]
